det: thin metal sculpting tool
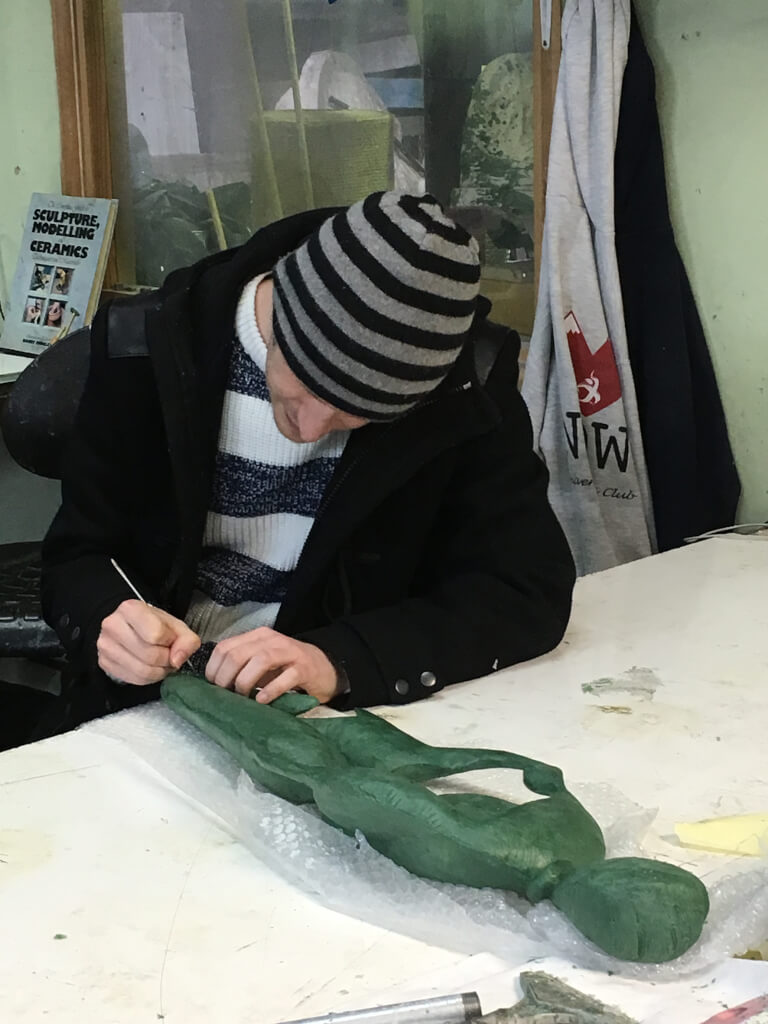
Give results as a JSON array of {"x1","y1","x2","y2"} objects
[
  {"x1": 110, "y1": 558, "x2": 196, "y2": 674},
  {"x1": 276, "y1": 992, "x2": 482, "y2": 1024}
]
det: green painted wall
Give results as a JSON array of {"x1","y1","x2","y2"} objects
[
  {"x1": 634, "y1": 0, "x2": 768, "y2": 523},
  {"x1": 0, "y1": 1, "x2": 62, "y2": 543},
  {"x1": 0, "y1": 1, "x2": 61, "y2": 314}
]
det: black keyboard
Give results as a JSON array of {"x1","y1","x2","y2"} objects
[{"x1": 0, "y1": 543, "x2": 63, "y2": 657}]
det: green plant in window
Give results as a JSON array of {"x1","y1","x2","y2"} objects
[{"x1": 133, "y1": 180, "x2": 254, "y2": 288}]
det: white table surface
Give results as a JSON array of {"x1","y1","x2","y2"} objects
[{"x1": 2, "y1": 537, "x2": 768, "y2": 1023}]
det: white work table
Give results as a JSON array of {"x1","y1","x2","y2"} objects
[
  {"x1": 2, "y1": 537, "x2": 768, "y2": 1022},
  {"x1": 0, "y1": 351, "x2": 31, "y2": 386}
]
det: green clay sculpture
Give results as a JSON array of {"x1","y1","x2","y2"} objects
[{"x1": 161, "y1": 675, "x2": 709, "y2": 964}]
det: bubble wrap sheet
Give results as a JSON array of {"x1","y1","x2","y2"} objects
[{"x1": 86, "y1": 705, "x2": 768, "y2": 980}]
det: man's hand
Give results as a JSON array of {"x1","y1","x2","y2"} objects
[
  {"x1": 205, "y1": 627, "x2": 341, "y2": 704},
  {"x1": 97, "y1": 599, "x2": 201, "y2": 686}
]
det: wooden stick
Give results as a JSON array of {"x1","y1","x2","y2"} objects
[
  {"x1": 281, "y1": 0, "x2": 315, "y2": 208},
  {"x1": 206, "y1": 189, "x2": 228, "y2": 251},
  {"x1": 233, "y1": 0, "x2": 283, "y2": 219}
]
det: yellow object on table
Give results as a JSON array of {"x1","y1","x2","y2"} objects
[{"x1": 675, "y1": 814, "x2": 768, "y2": 857}]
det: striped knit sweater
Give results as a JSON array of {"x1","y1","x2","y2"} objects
[{"x1": 185, "y1": 274, "x2": 348, "y2": 667}]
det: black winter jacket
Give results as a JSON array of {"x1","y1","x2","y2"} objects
[{"x1": 41, "y1": 208, "x2": 575, "y2": 719}]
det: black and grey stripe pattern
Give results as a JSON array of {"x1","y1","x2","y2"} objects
[{"x1": 272, "y1": 191, "x2": 481, "y2": 421}]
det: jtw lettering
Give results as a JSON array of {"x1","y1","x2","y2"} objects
[{"x1": 564, "y1": 412, "x2": 630, "y2": 473}]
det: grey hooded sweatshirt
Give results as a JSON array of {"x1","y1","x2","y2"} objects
[{"x1": 523, "y1": 0, "x2": 656, "y2": 575}]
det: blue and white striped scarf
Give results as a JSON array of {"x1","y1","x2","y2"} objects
[{"x1": 186, "y1": 275, "x2": 348, "y2": 668}]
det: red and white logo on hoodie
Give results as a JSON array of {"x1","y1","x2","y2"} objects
[{"x1": 564, "y1": 311, "x2": 622, "y2": 416}]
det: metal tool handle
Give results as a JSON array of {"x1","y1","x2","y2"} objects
[{"x1": 278, "y1": 991, "x2": 482, "y2": 1024}]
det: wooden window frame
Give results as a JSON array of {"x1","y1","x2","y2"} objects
[
  {"x1": 51, "y1": 0, "x2": 117, "y2": 284},
  {"x1": 51, "y1": 0, "x2": 562, "y2": 293}
]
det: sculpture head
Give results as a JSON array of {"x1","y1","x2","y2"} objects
[{"x1": 529, "y1": 854, "x2": 709, "y2": 962}]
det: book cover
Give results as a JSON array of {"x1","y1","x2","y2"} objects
[{"x1": 0, "y1": 193, "x2": 118, "y2": 358}]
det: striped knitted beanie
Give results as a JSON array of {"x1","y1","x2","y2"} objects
[{"x1": 271, "y1": 191, "x2": 481, "y2": 421}]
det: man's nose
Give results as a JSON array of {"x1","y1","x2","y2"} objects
[{"x1": 296, "y1": 400, "x2": 335, "y2": 442}]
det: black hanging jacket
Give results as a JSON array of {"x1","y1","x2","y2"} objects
[{"x1": 615, "y1": 7, "x2": 740, "y2": 549}]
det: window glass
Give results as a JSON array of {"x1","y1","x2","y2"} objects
[{"x1": 107, "y1": 0, "x2": 534, "y2": 332}]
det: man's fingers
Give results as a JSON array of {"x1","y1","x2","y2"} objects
[
  {"x1": 231, "y1": 664, "x2": 284, "y2": 697},
  {"x1": 116, "y1": 601, "x2": 200, "y2": 668},
  {"x1": 206, "y1": 628, "x2": 276, "y2": 680},
  {"x1": 208, "y1": 635, "x2": 285, "y2": 689},
  {"x1": 209, "y1": 643, "x2": 267, "y2": 690},
  {"x1": 168, "y1": 626, "x2": 201, "y2": 669},
  {"x1": 254, "y1": 667, "x2": 300, "y2": 704},
  {"x1": 213, "y1": 627, "x2": 276, "y2": 655},
  {"x1": 97, "y1": 634, "x2": 168, "y2": 686},
  {"x1": 102, "y1": 613, "x2": 173, "y2": 669},
  {"x1": 118, "y1": 601, "x2": 178, "y2": 646},
  {"x1": 97, "y1": 637, "x2": 167, "y2": 685}
]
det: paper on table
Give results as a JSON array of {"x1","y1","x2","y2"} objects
[{"x1": 676, "y1": 815, "x2": 768, "y2": 857}]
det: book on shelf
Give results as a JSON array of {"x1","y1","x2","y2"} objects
[{"x1": 0, "y1": 193, "x2": 118, "y2": 359}]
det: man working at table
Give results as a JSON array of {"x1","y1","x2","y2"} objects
[{"x1": 37, "y1": 191, "x2": 574, "y2": 735}]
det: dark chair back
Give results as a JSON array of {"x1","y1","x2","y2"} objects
[
  {"x1": 0, "y1": 329, "x2": 92, "y2": 668},
  {"x1": 0, "y1": 327, "x2": 91, "y2": 479}
]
